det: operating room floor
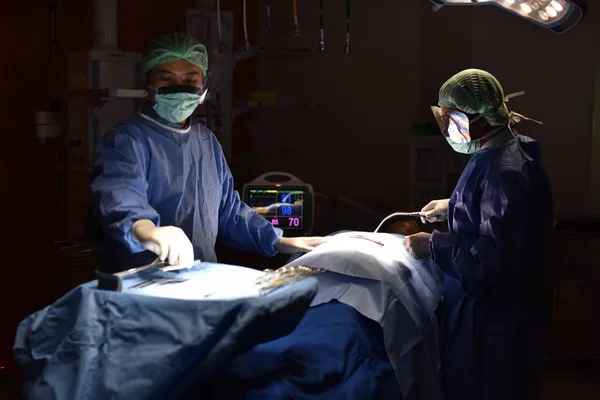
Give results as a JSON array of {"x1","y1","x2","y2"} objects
[
  {"x1": 540, "y1": 361, "x2": 600, "y2": 400},
  {"x1": 1, "y1": 363, "x2": 598, "y2": 399}
]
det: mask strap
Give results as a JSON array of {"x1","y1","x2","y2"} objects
[
  {"x1": 504, "y1": 123, "x2": 531, "y2": 161},
  {"x1": 482, "y1": 125, "x2": 505, "y2": 141},
  {"x1": 464, "y1": 113, "x2": 501, "y2": 144},
  {"x1": 502, "y1": 90, "x2": 542, "y2": 161},
  {"x1": 503, "y1": 91, "x2": 543, "y2": 125},
  {"x1": 470, "y1": 114, "x2": 484, "y2": 124},
  {"x1": 144, "y1": 84, "x2": 207, "y2": 106}
]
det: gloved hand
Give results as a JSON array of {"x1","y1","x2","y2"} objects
[
  {"x1": 132, "y1": 220, "x2": 195, "y2": 268},
  {"x1": 403, "y1": 232, "x2": 432, "y2": 259},
  {"x1": 420, "y1": 199, "x2": 450, "y2": 223},
  {"x1": 275, "y1": 236, "x2": 328, "y2": 255}
]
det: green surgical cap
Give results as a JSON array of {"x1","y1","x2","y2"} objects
[
  {"x1": 438, "y1": 69, "x2": 509, "y2": 127},
  {"x1": 143, "y1": 32, "x2": 208, "y2": 75}
]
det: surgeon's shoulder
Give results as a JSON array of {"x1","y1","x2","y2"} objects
[
  {"x1": 468, "y1": 148, "x2": 513, "y2": 184},
  {"x1": 517, "y1": 135, "x2": 544, "y2": 160},
  {"x1": 483, "y1": 149, "x2": 533, "y2": 195},
  {"x1": 102, "y1": 115, "x2": 151, "y2": 148}
]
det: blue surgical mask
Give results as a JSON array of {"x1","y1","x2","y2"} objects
[{"x1": 148, "y1": 85, "x2": 208, "y2": 123}]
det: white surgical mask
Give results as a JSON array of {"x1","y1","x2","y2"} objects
[{"x1": 146, "y1": 84, "x2": 208, "y2": 123}]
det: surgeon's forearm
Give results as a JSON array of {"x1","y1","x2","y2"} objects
[
  {"x1": 219, "y1": 203, "x2": 283, "y2": 257},
  {"x1": 274, "y1": 237, "x2": 291, "y2": 253}
]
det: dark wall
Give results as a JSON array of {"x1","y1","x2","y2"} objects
[
  {"x1": 247, "y1": 0, "x2": 599, "y2": 215},
  {"x1": 470, "y1": 4, "x2": 600, "y2": 217},
  {"x1": 242, "y1": 1, "x2": 476, "y2": 208}
]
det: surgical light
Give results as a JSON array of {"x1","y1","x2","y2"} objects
[
  {"x1": 551, "y1": 0, "x2": 564, "y2": 12},
  {"x1": 429, "y1": 0, "x2": 587, "y2": 34}
]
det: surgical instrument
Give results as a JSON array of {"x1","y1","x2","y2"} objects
[
  {"x1": 293, "y1": 0, "x2": 301, "y2": 37},
  {"x1": 255, "y1": 265, "x2": 327, "y2": 293},
  {"x1": 130, "y1": 277, "x2": 189, "y2": 290},
  {"x1": 266, "y1": 0, "x2": 272, "y2": 28},
  {"x1": 319, "y1": 0, "x2": 325, "y2": 51},
  {"x1": 374, "y1": 212, "x2": 426, "y2": 233},
  {"x1": 97, "y1": 257, "x2": 188, "y2": 292},
  {"x1": 349, "y1": 235, "x2": 385, "y2": 247},
  {"x1": 217, "y1": 0, "x2": 224, "y2": 52},
  {"x1": 243, "y1": 0, "x2": 250, "y2": 50},
  {"x1": 344, "y1": 0, "x2": 351, "y2": 55}
]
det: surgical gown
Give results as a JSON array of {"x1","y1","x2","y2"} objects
[
  {"x1": 91, "y1": 104, "x2": 283, "y2": 272},
  {"x1": 430, "y1": 134, "x2": 553, "y2": 400}
]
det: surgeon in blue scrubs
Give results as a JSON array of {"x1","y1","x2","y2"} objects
[
  {"x1": 403, "y1": 69, "x2": 553, "y2": 400},
  {"x1": 91, "y1": 33, "x2": 325, "y2": 273}
]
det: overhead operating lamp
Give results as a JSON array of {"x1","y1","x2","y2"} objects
[{"x1": 429, "y1": 0, "x2": 587, "y2": 33}]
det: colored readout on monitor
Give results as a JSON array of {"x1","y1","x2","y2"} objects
[{"x1": 249, "y1": 189, "x2": 304, "y2": 229}]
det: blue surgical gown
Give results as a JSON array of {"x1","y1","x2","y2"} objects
[
  {"x1": 91, "y1": 104, "x2": 283, "y2": 272},
  {"x1": 431, "y1": 134, "x2": 553, "y2": 400}
]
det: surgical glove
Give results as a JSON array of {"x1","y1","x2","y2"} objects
[
  {"x1": 403, "y1": 232, "x2": 432, "y2": 259},
  {"x1": 275, "y1": 236, "x2": 328, "y2": 255},
  {"x1": 420, "y1": 199, "x2": 450, "y2": 223},
  {"x1": 132, "y1": 219, "x2": 195, "y2": 268}
]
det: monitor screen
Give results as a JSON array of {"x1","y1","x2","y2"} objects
[{"x1": 248, "y1": 188, "x2": 304, "y2": 230}]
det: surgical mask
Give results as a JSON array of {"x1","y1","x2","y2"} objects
[
  {"x1": 432, "y1": 91, "x2": 544, "y2": 157},
  {"x1": 431, "y1": 106, "x2": 500, "y2": 154},
  {"x1": 147, "y1": 85, "x2": 208, "y2": 123}
]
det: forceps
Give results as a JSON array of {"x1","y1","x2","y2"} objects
[
  {"x1": 116, "y1": 257, "x2": 190, "y2": 277},
  {"x1": 130, "y1": 277, "x2": 189, "y2": 290},
  {"x1": 97, "y1": 257, "x2": 193, "y2": 292}
]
